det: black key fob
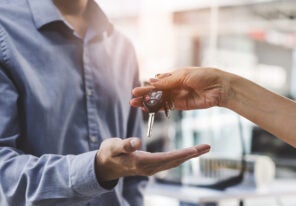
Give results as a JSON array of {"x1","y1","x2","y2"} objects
[{"x1": 143, "y1": 90, "x2": 166, "y2": 113}]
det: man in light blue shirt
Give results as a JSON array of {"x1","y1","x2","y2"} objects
[{"x1": 0, "y1": 0, "x2": 210, "y2": 205}]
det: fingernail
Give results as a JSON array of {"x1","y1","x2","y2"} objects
[
  {"x1": 201, "y1": 148, "x2": 210, "y2": 154},
  {"x1": 161, "y1": 73, "x2": 172, "y2": 78},
  {"x1": 130, "y1": 138, "x2": 137, "y2": 148},
  {"x1": 196, "y1": 145, "x2": 211, "y2": 153},
  {"x1": 149, "y1": 78, "x2": 158, "y2": 83},
  {"x1": 155, "y1": 73, "x2": 172, "y2": 78},
  {"x1": 129, "y1": 100, "x2": 138, "y2": 107}
]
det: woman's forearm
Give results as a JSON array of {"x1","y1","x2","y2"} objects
[{"x1": 223, "y1": 72, "x2": 296, "y2": 148}]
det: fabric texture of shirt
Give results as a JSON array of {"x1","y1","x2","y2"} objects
[{"x1": 0, "y1": 0, "x2": 147, "y2": 205}]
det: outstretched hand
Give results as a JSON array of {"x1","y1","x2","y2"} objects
[
  {"x1": 130, "y1": 67, "x2": 228, "y2": 111},
  {"x1": 95, "y1": 137, "x2": 210, "y2": 182}
]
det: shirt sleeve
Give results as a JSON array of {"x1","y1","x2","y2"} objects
[{"x1": 0, "y1": 68, "x2": 112, "y2": 205}]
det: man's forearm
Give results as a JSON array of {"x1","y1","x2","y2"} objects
[
  {"x1": 223, "y1": 72, "x2": 296, "y2": 147},
  {"x1": 0, "y1": 148, "x2": 110, "y2": 205}
]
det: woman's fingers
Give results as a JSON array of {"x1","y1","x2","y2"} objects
[{"x1": 132, "y1": 85, "x2": 155, "y2": 97}]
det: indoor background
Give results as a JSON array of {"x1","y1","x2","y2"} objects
[{"x1": 97, "y1": 0, "x2": 296, "y2": 205}]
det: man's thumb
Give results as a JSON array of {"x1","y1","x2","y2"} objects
[{"x1": 122, "y1": 137, "x2": 141, "y2": 153}]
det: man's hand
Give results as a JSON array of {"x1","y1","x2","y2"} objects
[{"x1": 95, "y1": 137, "x2": 210, "y2": 182}]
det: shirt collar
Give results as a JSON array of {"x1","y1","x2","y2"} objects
[
  {"x1": 27, "y1": 0, "x2": 62, "y2": 29},
  {"x1": 27, "y1": 0, "x2": 112, "y2": 36}
]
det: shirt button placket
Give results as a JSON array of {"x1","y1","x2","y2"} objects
[
  {"x1": 83, "y1": 43, "x2": 99, "y2": 148},
  {"x1": 90, "y1": 135, "x2": 98, "y2": 143},
  {"x1": 87, "y1": 88, "x2": 92, "y2": 97}
]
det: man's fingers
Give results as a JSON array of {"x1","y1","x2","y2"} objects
[
  {"x1": 139, "y1": 144, "x2": 210, "y2": 165},
  {"x1": 134, "y1": 144, "x2": 210, "y2": 175},
  {"x1": 156, "y1": 144, "x2": 210, "y2": 172},
  {"x1": 162, "y1": 144, "x2": 210, "y2": 162},
  {"x1": 193, "y1": 144, "x2": 211, "y2": 156},
  {"x1": 110, "y1": 138, "x2": 142, "y2": 155},
  {"x1": 98, "y1": 141, "x2": 210, "y2": 179}
]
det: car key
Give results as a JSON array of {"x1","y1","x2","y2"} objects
[{"x1": 143, "y1": 90, "x2": 172, "y2": 137}]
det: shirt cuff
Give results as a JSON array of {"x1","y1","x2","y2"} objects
[{"x1": 69, "y1": 150, "x2": 115, "y2": 197}]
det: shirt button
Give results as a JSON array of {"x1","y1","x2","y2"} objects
[
  {"x1": 87, "y1": 89, "x2": 92, "y2": 96},
  {"x1": 90, "y1": 135, "x2": 98, "y2": 143}
]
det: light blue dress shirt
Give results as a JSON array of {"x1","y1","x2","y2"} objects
[{"x1": 0, "y1": 0, "x2": 147, "y2": 205}]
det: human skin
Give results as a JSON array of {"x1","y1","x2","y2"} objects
[
  {"x1": 130, "y1": 67, "x2": 296, "y2": 148},
  {"x1": 95, "y1": 137, "x2": 210, "y2": 181}
]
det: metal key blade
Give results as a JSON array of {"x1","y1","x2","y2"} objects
[{"x1": 146, "y1": 112, "x2": 155, "y2": 137}]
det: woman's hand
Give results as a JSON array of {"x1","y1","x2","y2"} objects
[
  {"x1": 130, "y1": 67, "x2": 229, "y2": 111},
  {"x1": 131, "y1": 67, "x2": 296, "y2": 148}
]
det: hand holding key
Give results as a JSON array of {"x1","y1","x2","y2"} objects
[
  {"x1": 131, "y1": 67, "x2": 296, "y2": 148},
  {"x1": 130, "y1": 68, "x2": 225, "y2": 111}
]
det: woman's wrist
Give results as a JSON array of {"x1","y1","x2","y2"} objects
[{"x1": 219, "y1": 70, "x2": 241, "y2": 109}]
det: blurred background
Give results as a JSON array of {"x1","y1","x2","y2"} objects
[{"x1": 97, "y1": 0, "x2": 296, "y2": 205}]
